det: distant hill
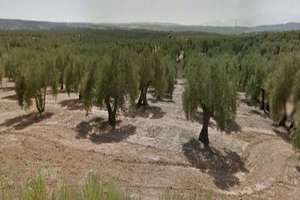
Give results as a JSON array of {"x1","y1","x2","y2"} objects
[
  {"x1": 0, "y1": 19, "x2": 99, "y2": 30},
  {"x1": 1, "y1": 18, "x2": 300, "y2": 34}
]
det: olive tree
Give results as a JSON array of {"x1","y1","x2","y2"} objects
[
  {"x1": 82, "y1": 47, "x2": 138, "y2": 128},
  {"x1": 15, "y1": 54, "x2": 58, "y2": 115},
  {"x1": 0, "y1": 55, "x2": 4, "y2": 84},
  {"x1": 64, "y1": 55, "x2": 86, "y2": 99},
  {"x1": 81, "y1": 60, "x2": 98, "y2": 116},
  {"x1": 183, "y1": 54, "x2": 237, "y2": 146},
  {"x1": 267, "y1": 54, "x2": 300, "y2": 126},
  {"x1": 55, "y1": 53, "x2": 67, "y2": 91},
  {"x1": 162, "y1": 55, "x2": 177, "y2": 99},
  {"x1": 137, "y1": 46, "x2": 170, "y2": 106},
  {"x1": 245, "y1": 54, "x2": 269, "y2": 111}
]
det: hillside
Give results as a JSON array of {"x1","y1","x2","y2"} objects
[
  {"x1": 1, "y1": 79, "x2": 300, "y2": 199},
  {"x1": 1, "y1": 18, "x2": 300, "y2": 34}
]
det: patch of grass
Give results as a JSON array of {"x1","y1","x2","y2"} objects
[
  {"x1": 22, "y1": 174, "x2": 47, "y2": 200},
  {"x1": 1, "y1": 173, "x2": 129, "y2": 200},
  {"x1": 55, "y1": 183, "x2": 70, "y2": 200},
  {"x1": 2, "y1": 173, "x2": 216, "y2": 200}
]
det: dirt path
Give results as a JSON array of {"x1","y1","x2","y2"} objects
[{"x1": 0, "y1": 80, "x2": 300, "y2": 199}]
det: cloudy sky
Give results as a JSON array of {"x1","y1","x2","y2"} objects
[{"x1": 0, "y1": 0, "x2": 300, "y2": 26}]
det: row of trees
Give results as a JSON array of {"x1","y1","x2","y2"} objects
[
  {"x1": 243, "y1": 53, "x2": 300, "y2": 147},
  {"x1": 181, "y1": 31, "x2": 300, "y2": 147},
  {"x1": 0, "y1": 43, "x2": 177, "y2": 129},
  {"x1": 1, "y1": 29, "x2": 300, "y2": 148}
]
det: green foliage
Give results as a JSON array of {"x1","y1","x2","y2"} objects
[
  {"x1": 64, "y1": 55, "x2": 86, "y2": 96},
  {"x1": 14, "y1": 53, "x2": 58, "y2": 114},
  {"x1": 56, "y1": 183, "x2": 70, "y2": 200},
  {"x1": 183, "y1": 53, "x2": 237, "y2": 130},
  {"x1": 81, "y1": 60, "x2": 98, "y2": 115},
  {"x1": 81, "y1": 46, "x2": 139, "y2": 127},
  {"x1": 137, "y1": 46, "x2": 175, "y2": 105},
  {"x1": 162, "y1": 55, "x2": 177, "y2": 98},
  {"x1": 268, "y1": 54, "x2": 300, "y2": 121},
  {"x1": 81, "y1": 175, "x2": 103, "y2": 200},
  {"x1": 293, "y1": 109, "x2": 300, "y2": 149},
  {"x1": 245, "y1": 54, "x2": 268, "y2": 104},
  {"x1": 2, "y1": 29, "x2": 300, "y2": 149},
  {"x1": 2, "y1": 173, "x2": 128, "y2": 200},
  {"x1": 22, "y1": 174, "x2": 47, "y2": 200},
  {"x1": 82, "y1": 174, "x2": 124, "y2": 200}
]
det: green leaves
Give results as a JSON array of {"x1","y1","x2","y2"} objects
[
  {"x1": 14, "y1": 52, "x2": 59, "y2": 114},
  {"x1": 81, "y1": 46, "x2": 139, "y2": 126},
  {"x1": 183, "y1": 53, "x2": 237, "y2": 131},
  {"x1": 268, "y1": 53, "x2": 300, "y2": 121},
  {"x1": 293, "y1": 109, "x2": 300, "y2": 149}
]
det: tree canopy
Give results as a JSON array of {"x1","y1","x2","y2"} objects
[{"x1": 183, "y1": 53, "x2": 237, "y2": 146}]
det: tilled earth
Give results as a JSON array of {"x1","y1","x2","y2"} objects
[{"x1": 0, "y1": 80, "x2": 300, "y2": 199}]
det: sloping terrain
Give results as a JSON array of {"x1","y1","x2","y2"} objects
[
  {"x1": 1, "y1": 18, "x2": 300, "y2": 34},
  {"x1": 0, "y1": 79, "x2": 300, "y2": 199}
]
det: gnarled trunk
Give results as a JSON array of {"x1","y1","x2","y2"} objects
[
  {"x1": 79, "y1": 91, "x2": 82, "y2": 101},
  {"x1": 260, "y1": 88, "x2": 265, "y2": 111},
  {"x1": 35, "y1": 88, "x2": 46, "y2": 115},
  {"x1": 279, "y1": 106, "x2": 287, "y2": 127},
  {"x1": 105, "y1": 97, "x2": 118, "y2": 129},
  {"x1": 137, "y1": 83, "x2": 149, "y2": 107},
  {"x1": 199, "y1": 106, "x2": 211, "y2": 146},
  {"x1": 60, "y1": 72, "x2": 64, "y2": 91}
]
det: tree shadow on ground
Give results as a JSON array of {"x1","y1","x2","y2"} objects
[
  {"x1": 89, "y1": 124, "x2": 136, "y2": 144},
  {"x1": 249, "y1": 109, "x2": 269, "y2": 119},
  {"x1": 182, "y1": 138, "x2": 248, "y2": 190},
  {"x1": 75, "y1": 117, "x2": 136, "y2": 144},
  {"x1": 225, "y1": 120, "x2": 242, "y2": 133},
  {"x1": 273, "y1": 127, "x2": 291, "y2": 143},
  {"x1": 0, "y1": 112, "x2": 54, "y2": 130},
  {"x1": 0, "y1": 86, "x2": 15, "y2": 92},
  {"x1": 126, "y1": 105, "x2": 166, "y2": 119},
  {"x1": 240, "y1": 98, "x2": 253, "y2": 107},
  {"x1": 2, "y1": 94, "x2": 18, "y2": 100},
  {"x1": 59, "y1": 99, "x2": 83, "y2": 111},
  {"x1": 148, "y1": 97, "x2": 175, "y2": 104},
  {"x1": 75, "y1": 117, "x2": 105, "y2": 139}
]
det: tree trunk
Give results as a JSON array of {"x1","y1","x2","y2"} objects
[
  {"x1": 156, "y1": 95, "x2": 161, "y2": 101},
  {"x1": 288, "y1": 121, "x2": 295, "y2": 131},
  {"x1": 78, "y1": 91, "x2": 82, "y2": 101},
  {"x1": 35, "y1": 88, "x2": 46, "y2": 115},
  {"x1": 142, "y1": 87, "x2": 148, "y2": 106},
  {"x1": 279, "y1": 106, "x2": 287, "y2": 127},
  {"x1": 288, "y1": 108, "x2": 297, "y2": 131},
  {"x1": 260, "y1": 88, "x2": 265, "y2": 111},
  {"x1": 137, "y1": 88, "x2": 144, "y2": 105},
  {"x1": 108, "y1": 110, "x2": 116, "y2": 128},
  {"x1": 105, "y1": 97, "x2": 117, "y2": 129},
  {"x1": 265, "y1": 102, "x2": 270, "y2": 113},
  {"x1": 60, "y1": 73, "x2": 64, "y2": 91},
  {"x1": 137, "y1": 84, "x2": 149, "y2": 107},
  {"x1": 60, "y1": 82, "x2": 64, "y2": 91},
  {"x1": 199, "y1": 106, "x2": 210, "y2": 146}
]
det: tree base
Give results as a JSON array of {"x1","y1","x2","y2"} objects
[
  {"x1": 278, "y1": 114, "x2": 287, "y2": 127},
  {"x1": 199, "y1": 126, "x2": 209, "y2": 147}
]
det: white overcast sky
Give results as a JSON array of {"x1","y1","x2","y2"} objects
[{"x1": 0, "y1": 0, "x2": 299, "y2": 26}]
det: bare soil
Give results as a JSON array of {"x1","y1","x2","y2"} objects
[{"x1": 0, "y1": 79, "x2": 300, "y2": 200}]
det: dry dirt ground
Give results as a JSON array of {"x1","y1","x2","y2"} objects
[{"x1": 1, "y1": 79, "x2": 300, "y2": 200}]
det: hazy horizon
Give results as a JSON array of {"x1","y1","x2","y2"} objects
[{"x1": 1, "y1": 0, "x2": 300, "y2": 27}]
